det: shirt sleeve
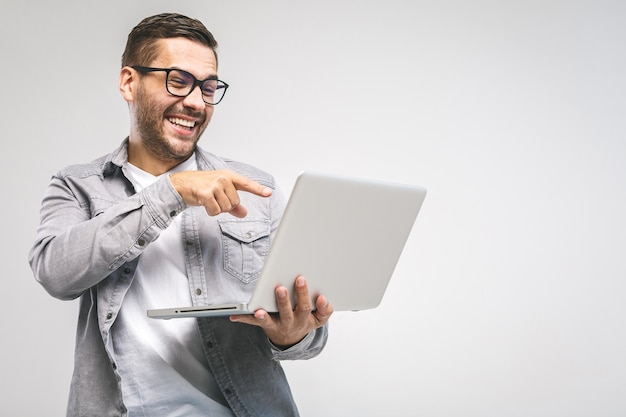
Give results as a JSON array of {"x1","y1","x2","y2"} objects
[
  {"x1": 28, "y1": 172, "x2": 185, "y2": 300},
  {"x1": 268, "y1": 324, "x2": 329, "y2": 361}
]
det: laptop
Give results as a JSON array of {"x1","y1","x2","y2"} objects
[{"x1": 147, "y1": 171, "x2": 427, "y2": 319}]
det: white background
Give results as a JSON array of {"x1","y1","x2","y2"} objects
[{"x1": 1, "y1": 1, "x2": 625, "y2": 416}]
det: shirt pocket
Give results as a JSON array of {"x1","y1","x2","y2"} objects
[{"x1": 218, "y1": 218, "x2": 271, "y2": 284}]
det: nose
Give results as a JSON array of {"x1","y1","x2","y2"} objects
[{"x1": 182, "y1": 85, "x2": 206, "y2": 110}]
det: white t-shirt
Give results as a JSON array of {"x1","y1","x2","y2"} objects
[{"x1": 111, "y1": 156, "x2": 234, "y2": 417}]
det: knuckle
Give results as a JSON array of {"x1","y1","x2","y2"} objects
[
  {"x1": 215, "y1": 175, "x2": 229, "y2": 188},
  {"x1": 295, "y1": 303, "x2": 310, "y2": 313}
]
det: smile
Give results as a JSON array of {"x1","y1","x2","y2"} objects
[{"x1": 168, "y1": 117, "x2": 196, "y2": 129}]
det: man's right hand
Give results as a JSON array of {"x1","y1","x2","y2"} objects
[{"x1": 169, "y1": 169, "x2": 273, "y2": 218}]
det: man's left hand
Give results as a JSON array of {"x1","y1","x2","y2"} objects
[{"x1": 229, "y1": 275, "x2": 333, "y2": 348}]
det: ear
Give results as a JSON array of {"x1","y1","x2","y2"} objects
[{"x1": 119, "y1": 66, "x2": 136, "y2": 102}]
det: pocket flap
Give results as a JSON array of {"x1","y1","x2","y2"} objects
[{"x1": 218, "y1": 219, "x2": 271, "y2": 244}]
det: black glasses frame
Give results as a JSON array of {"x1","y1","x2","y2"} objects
[{"x1": 130, "y1": 66, "x2": 229, "y2": 105}]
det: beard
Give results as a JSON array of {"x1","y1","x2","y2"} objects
[{"x1": 134, "y1": 85, "x2": 210, "y2": 163}]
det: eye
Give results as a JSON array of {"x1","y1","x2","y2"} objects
[
  {"x1": 168, "y1": 70, "x2": 194, "y2": 89},
  {"x1": 202, "y1": 80, "x2": 218, "y2": 96}
]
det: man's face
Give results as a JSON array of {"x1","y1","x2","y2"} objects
[{"x1": 131, "y1": 37, "x2": 218, "y2": 164}]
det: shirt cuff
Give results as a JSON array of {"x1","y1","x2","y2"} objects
[
  {"x1": 269, "y1": 324, "x2": 328, "y2": 361},
  {"x1": 268, "y1": 330, "x2": 316, "y2": 353}
]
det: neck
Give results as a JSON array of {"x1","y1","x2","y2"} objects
[{"x1": 127, "y1": 139, "x2": 188, "y2": 176}]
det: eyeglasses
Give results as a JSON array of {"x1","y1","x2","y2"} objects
[{"x1": 131, "y1": 66, "x2": 229, "y2": 105}]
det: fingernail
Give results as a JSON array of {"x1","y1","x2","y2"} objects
[
  {"x1": 296, "y1": 276, "x2": 305, "y2": 287},
  {"x1": 278, "y1": 288, "x2": 288, "y2": 298}
]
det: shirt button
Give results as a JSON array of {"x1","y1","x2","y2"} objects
[
  {"x1": 170, "y1": 210, "x2": 177, "y2": 217},
  {"x1": 245, "y1": 232, "x2": 252, "y2": 239},
  {"x1": 195, "y1": 288, "x2": 202, "y2": 295},
  {"x1": 137, "y1": 239, "x2": 146, "y2": 246},
  {"x1": 123, "y1": 267, "x2": 131, "y2": 274},
  {"x1": 207, "y1": 341, "x2": 214, "y2": 349},
  {"x1": 224, "y1": 388, "x2": 232, "y2": 396},
  {"x1": 106, "y1": 312, "x2": 113, "y2": 320},
  {"x1": 186, "y1": 240, "x2": 194, "y2": 246}
]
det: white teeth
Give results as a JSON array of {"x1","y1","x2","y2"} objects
[{"x1": 169, "y1": 117, "x2": 195, "y2": 128}]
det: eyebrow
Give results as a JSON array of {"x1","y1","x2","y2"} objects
[{"x1": 172, "y1": 67, "x2": 218, "y2": 81}]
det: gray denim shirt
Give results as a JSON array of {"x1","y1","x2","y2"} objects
[{"x1": 29, "y1": 139, "x2": 328, "y2": 417}]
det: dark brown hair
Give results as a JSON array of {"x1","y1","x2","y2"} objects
[{"x1": 121, "y1": 13, "x2": 218, "y2": 67}]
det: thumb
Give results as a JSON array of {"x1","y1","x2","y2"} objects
[{"x1": 228, "y1": 204, "x2": 248, "y2": 218}]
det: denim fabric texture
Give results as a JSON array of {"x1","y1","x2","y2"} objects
[{"x1": 29, "y1": 139, "x2": 328, "y2": 417}]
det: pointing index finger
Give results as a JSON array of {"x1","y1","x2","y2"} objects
[{"x1": 231, "y1": 173, "x2": 273, "y2": 198}]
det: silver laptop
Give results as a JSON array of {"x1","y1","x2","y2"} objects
[{"x1": 147, "y1": 171, "x2": 427, "y2": 319}]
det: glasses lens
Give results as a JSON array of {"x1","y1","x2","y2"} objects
[
  {"x1": 166, "y1": 69, "x2": 195, "y2": 97},
  {"x1": 201, "y1": 80, "x2": 227, "y2": 105}
]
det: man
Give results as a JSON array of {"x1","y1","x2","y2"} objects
[{"x1": 29, "y1": 13, "x2": 332, "y2": 417}]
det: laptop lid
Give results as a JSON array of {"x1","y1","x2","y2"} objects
[{"x1": 147, "y1": 171, "x2": 427, "y2": 319}]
